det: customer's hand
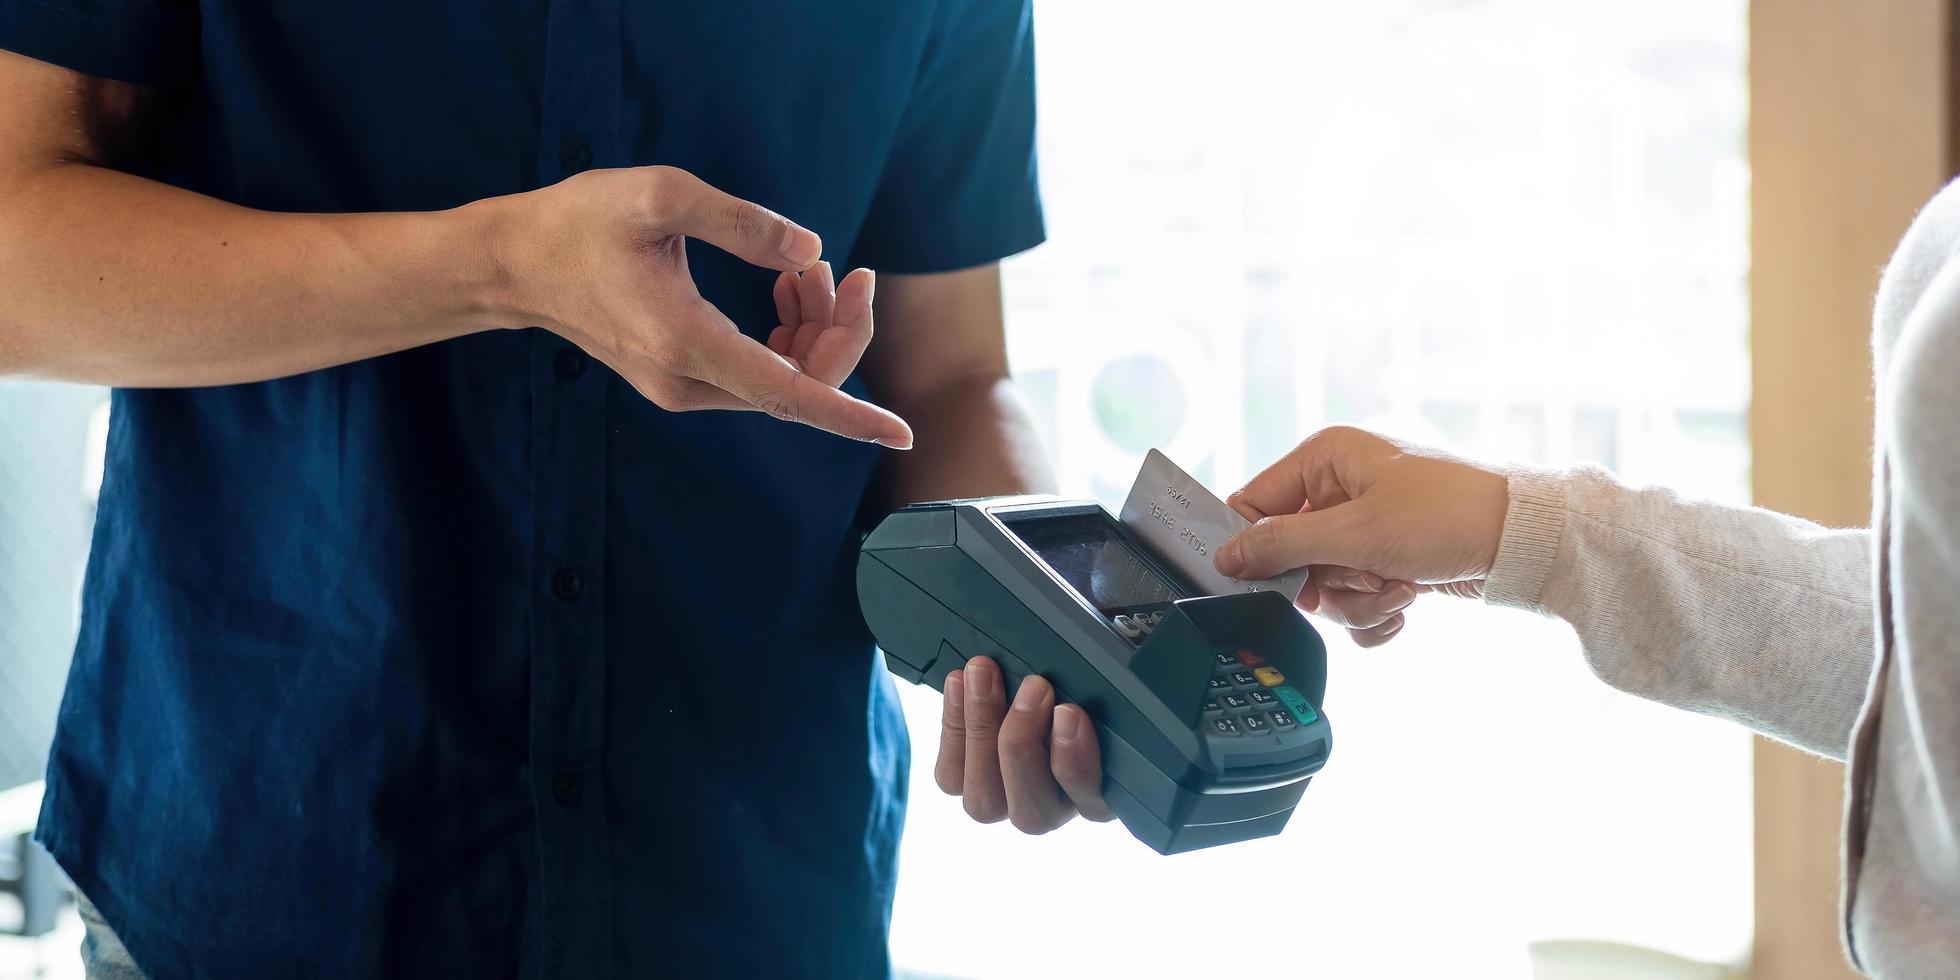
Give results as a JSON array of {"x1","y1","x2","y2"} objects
[
  {"x1": 496, "y1": 165, "x2": 912, "y2": 447},
  {"x1": 1215, "y1": 426, "x2": 1509, "y2": 647},
  {"x1": 935, "y1": 656, "x2": 1113, "y2": 834}
]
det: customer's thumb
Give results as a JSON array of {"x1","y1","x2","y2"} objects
[{"x1": 1216, "y1": 503, "x2": 1381, "y2": 581}]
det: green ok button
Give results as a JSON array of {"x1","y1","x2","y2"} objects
[{"x1": 1274, "y1": 685, "x2": 1318, "y2": 725}]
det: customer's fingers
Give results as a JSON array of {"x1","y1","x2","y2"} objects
[
  {"x1": 997, "y1": 676, "x2": 1076, "y2": 835},
  {"x1": 1217, "y1": 501, "x2": 1383, "y2": 581},
  {"x1": 1292, "y1": 577, "x2": 1323, "y2": 614},
  {"x1": 1294, "y1": 564, "x2": 1380, "y2": 615},
  {"x1": 1226, "y1": 427, "x2": 1357, "y2": 525},
  {"x1": 1350, "y1": 613, "x2": 1407, "y2": 649},
  {"x1": 1420, "y1": 579, "x2": 1489, "y2": 601},
  {"x1": 1316, "y1": 565, "x2": 1385, "y2": 594},
  {"x1": 934, "y1": 669, "x2": 967, "y2": 796},
  {"x1": 1050, "y1": 704, "x2": 1115, "y2": 822},
  {"x1": 1319, "y1": 581, "x2": 1416, "y2": 630},
  {"x1": 959, "y1": 656, "x2": 1009, "y2": 824}
]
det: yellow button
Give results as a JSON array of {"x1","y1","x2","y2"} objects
[{"x1": 1254, "y1": 666, "x2": 1285, "y2": 687}]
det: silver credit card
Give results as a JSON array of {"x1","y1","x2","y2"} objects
[{"x1": 1119, "y1": 449, "x2": 1311, "y2": 601}]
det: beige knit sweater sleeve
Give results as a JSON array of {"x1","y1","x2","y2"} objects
[{"x1": 1481, "y1": 465, "x2": 1875, "y2": 759}]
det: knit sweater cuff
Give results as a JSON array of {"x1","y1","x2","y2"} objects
[{"x1": 1483, "y1": 466, "x2": 1569, "y2": 611}]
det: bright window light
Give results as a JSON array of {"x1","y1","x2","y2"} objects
[{"x1": 890, "y1": 1, "x2": 1751, "y2": 976}]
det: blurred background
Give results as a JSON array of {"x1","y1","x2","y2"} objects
[
  {"x1": 0, "y1": 0, "x2": 1943, "y2": 977},
  {"x1": 891, "y1": 1, "x2": 1753, "y2": 977}
]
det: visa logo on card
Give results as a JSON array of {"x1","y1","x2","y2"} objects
[{"x1": 1119, "y1": 449, "x2": 1310, "y2": 601}]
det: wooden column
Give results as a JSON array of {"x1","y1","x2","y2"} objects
[{"x1": 1748, "y1": 1, "x2": 1956, "y2": 976}]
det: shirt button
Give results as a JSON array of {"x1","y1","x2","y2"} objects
[
  {"x1": 551, "y1": 568, "x2": 583, "y2": 601},
  {"x1": 552, "y1": 771, "x2": 583, "y2": 806},
  {"x1": 559, "y1": 136, "x2": 594, "y2": 173},
  {"x1": 554, "y1": 348, "x2": 586, "y2": 380}
]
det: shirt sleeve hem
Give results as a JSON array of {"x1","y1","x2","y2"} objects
[
  {"x1": 1483, "y1": 466, "x2": 1569, "y2": 611},
  {"x1": 848, "y1": 208, "x2": 1046, "y2": 276}
]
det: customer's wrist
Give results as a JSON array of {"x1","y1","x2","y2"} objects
[{"x1": 1482, "y1": 466, "x2": 1568, "y2": 610}]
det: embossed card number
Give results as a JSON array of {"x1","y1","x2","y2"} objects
[
  {"x1": 1120, "y1": 449, "x2": 1311, "y2": 602},
  {"x1": 1143, "y1": 490, "x2": 1211, "y2": 559}
]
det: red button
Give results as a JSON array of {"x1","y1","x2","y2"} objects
[{"x1": 1235, "y1": 648, "x2": 1266, "y2": 668}]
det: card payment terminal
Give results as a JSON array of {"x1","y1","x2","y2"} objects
[{"x1": 857, "y1": 496, "x2": 1331, "y2": 854}]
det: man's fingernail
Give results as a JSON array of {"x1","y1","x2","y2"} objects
[
  {"x1": 1215, "y1": 539, "x2": 1244, "y2": 577},
  {"x1": 779, "y1": 221, "x2": 821, "y2": 265},
  {"x1": 865, "y1": 269, "x2": 877, "y2": 302},
  {"x1": 966, "y1": 658, "x2": 996, "y2": 698},
  {"x1": 872, "y1": 421, "x2": 913, "y2": 451},
  {"x1": 1053, "y1": 706, "x2": 1081, "y2": 744},
  {"x1": 1012, "y1": 677, "x2": 1043, "y2": 713},
  {"x1": 1385, "y1": 583, "x2": 1416, "y2": 611}
]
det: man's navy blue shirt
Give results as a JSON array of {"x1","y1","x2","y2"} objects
[{"x1": 0, "y1": 1, "x2": 1041, "y2": 976}]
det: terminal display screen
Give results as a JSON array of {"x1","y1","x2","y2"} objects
[{"x1": 1005, "y1": 512, "x2": 1184, "y2": 614}]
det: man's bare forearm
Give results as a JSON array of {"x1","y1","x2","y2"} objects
[
  {"x1": 859, "y1": 265, "x2": 1049, "y2": 505},
  {"x1": 879, "y1": 374, "x2": 1054, "y2": 506},
  {"x1": 0, "y1": 49, "x2": 911, "y2": 443},
  {"x1": 0, "y1": 160, "x2": 519, "y2": 386}
]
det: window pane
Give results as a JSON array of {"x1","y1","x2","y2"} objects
[{"x1": 0, "y1": 384, "x2": 106, "y2": 791}]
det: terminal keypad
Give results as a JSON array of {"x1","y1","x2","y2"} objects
[
  {"x1": 1202, "y1": 648, "x2": 1319, "y2": 749},
  {"x1": 1104, "y1": 612, "x2": 1322, "y2": 753}
]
